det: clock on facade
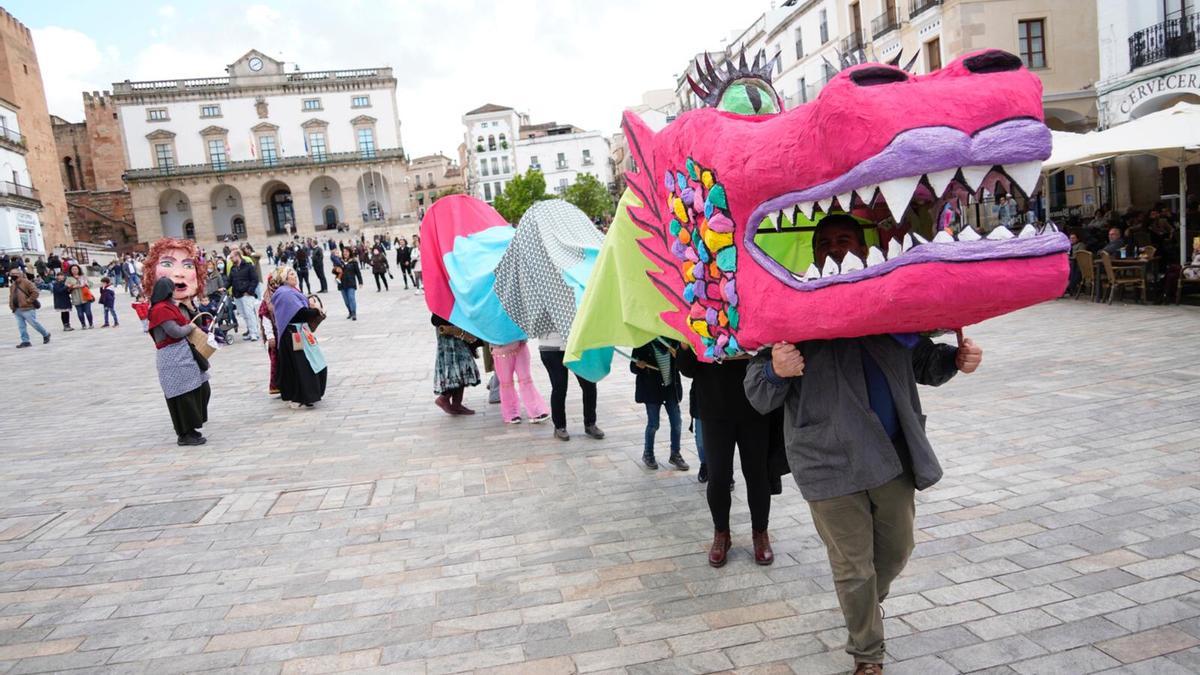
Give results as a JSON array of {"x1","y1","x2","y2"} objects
[{"x1": 248, "y1": 57, "x2": 263, "y2": 72}]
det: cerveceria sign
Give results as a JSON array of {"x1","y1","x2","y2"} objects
[{"x1": 1110, "y1": 65, "x2": 1200, "y2": 122}]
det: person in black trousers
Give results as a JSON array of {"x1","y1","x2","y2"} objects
[
  {"x1": 294, "y1": 246, "x2": 311, "y2": 294},
  {"x1": 310, "y1": 242, "x2": 328, "y2": 293},
  {"x1": 396, "y1": 238, "x2": 414, "y2": 289},
  {"x1": 678, "y1": 349, "x2": 774, "y2": 568},
  {"x1": 370, "y1": 248, "x2": 390, "y2": 291},
  {"x1": 537, "y1": 334, "x2": 604, "y2": 441}
]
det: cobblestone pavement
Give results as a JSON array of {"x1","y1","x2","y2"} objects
[{"x1": 1, "y1": 285, "x2": 1199, "y2": 675}]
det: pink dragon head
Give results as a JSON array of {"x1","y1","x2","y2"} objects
[{"x1": 623, "y1": 49, "x2": 1069, "y2": 359}]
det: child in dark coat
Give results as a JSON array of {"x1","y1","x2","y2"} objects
[
  {"x1": 99, "y1": 277, "x2": 119, "y2": 327},
  {"x1": 630, "y1": 338, "x2": 688, "y2": 471}
]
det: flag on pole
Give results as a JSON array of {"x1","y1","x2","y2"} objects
[{"x1": 249, "y1": 132, "x2": 256, "y2": 158}]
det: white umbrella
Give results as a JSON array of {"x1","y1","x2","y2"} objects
[{"x1": 1044, "y1": 103, "x2": 1200, "y2": 267}]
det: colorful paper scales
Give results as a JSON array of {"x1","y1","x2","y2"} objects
[{"x1": 665, "y1": 157, "x2": 741, "y2": 358}]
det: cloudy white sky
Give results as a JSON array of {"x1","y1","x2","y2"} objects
[{"x1": 16, "y1": 0, "x2": 766, "y2": 157}]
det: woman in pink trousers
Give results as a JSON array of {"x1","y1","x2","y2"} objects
[{"x1": 490, "y1": 340, "x2": 550, "y2": 425}]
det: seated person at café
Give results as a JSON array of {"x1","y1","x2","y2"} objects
[{"x1": 1102, "y1": 227, "x2": 1127, "y2": 257}]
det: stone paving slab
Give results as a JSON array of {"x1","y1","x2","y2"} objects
[{"x1": 0, "y1": 287, "x2": 1198, "y2": 674}]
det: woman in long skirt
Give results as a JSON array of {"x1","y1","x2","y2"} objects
[
  {"x1": 147, "y1": 277, "x2": 210, "y2": 445},
  {"x1": 432, "y1": 314, "x2": 480, "y2": 415},
  {"x1": 272, "y1": 267, "x2": 327, "y2": 408},
  {"x1": 259, "y1": 268, "x2": 285, "y2": 396}
]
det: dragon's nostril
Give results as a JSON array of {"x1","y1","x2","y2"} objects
[
  {"x1": 963, "y1": 50, "x2": 1024, "y2": 74},
  {"x1": 849, "y1": 66, "x2": 910, "y2": 87}
]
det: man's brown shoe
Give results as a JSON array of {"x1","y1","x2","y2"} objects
[
  {"x1": 752, "y1": 529, "x2": 774, "y2": 566},
  {"x1": 708, "y1": 530, "x2": 732, "y2": 567},
  {"x1": 854, "y1": 662, "x2": 883, "y2": 675}
]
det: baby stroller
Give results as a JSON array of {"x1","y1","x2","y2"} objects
[{"x1": 198, "y1": 293, "x2": 239, "y2": 346}]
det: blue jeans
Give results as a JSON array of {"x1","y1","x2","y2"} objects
[
  {"x1": 103, "y1": 306, "x2": 118, "y2": 325},
  {"x1": 341, "y1": 287, "x2": 357, "y2": 316},
  {"x1": 75, "y1": 302, "x2": 94, "y2": 327},
  {"x1": 695, "y1": 418, "x2": 706, "y2": 464},
  {"x1": 644, "y1": 397, "x2": 681, "y2": 457},
  {"x1": 14, "y1": 309, "x2": 50, "y2": 343}
]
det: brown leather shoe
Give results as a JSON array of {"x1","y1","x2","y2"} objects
[
  {"x1": 854, "y1": 662, "x2": 883, "y2": 675},
  {"x1": 708, "y1": 530, "x2": 732, "y2": 567},
  {"x1": 752, "y1": 529, "x2": 774, "y2": 566}
]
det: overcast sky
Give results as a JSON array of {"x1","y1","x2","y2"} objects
[{"x1": 15, "y1": 0, "x2": 766, "y2": 158}]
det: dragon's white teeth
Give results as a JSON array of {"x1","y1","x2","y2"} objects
[
  {"x1": 821, "y1": 256, "x2": 840, "y2": 277},
  {"x1": 773, "y1": 218, "x2": 782, "y2": 232},
  {"x1": 798, "y1": 201, "x2": 816, "y2": 220},
  {"x1": 958, "y1": 226, "x2": 982, "y2": 241},
  {"x1": 866, "y1": 246, "x2": 886, "y2": 267},
  {"x1": 933, "y1": 230, "x2": 955, "y2": 244},
  {"x1": 803, "y1": 263, "x2": 821, "y2": 280},
  {"x1": 960, "y1": 165, "x2": 991, "y2": 192},
  {"x1": 877, "y1": 175, "x2": 920, "y2": 224},
  {"x1": 913, "y1": 232, "x2": 929, "y2": 245},
  {"x1": 835, "y1": 192, "x2": 854, "y2": 211},
  {"x1": 817, "y1": 197, "x2": 834, "y2": 214},
  {"x1": 840, "y1": 252, "x2": 865, "y2": 273},
  {"x1": 887, "y1": 237, "x2": 903, "y2": 260},
  {"x1": 1004, "y1": 160, "x2": 1042, "y2": 197},
  {"x1": 988, "y1": 226, "x2": 1014, "y2": 240},
  {"x1": 926, "y1": 168, "x2": 958, "y2": 198},
  {"x1": 903, "y1": 233, "x2": 916, "y2": 252},
  {"x1": 1045, "y1": 221, "x2": 1059, "y2": 233},
  {"x1": 859, "y1": 185, "x2": 879, "y2": 206},
  {"x1": 1017, "y1": 224, "x2": 1037, "y2": 238}
]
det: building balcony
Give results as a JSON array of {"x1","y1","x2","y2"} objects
[
  {"x1": 909, "y1": 0, "x2": 941, "y2": 20},
  {"x1": 840, "y1": 31, "x2": 864, "y2": 55},
  {"x1": 556, "y1": 161, "x2": 569, "y2": 170},
  {"x1": 1129, "y1": 11, "x2": 1199, "y2": 71},
  {"x1": 0, "y1": 127, "x2": 26, "y2": 153},
  {"x1": 124, "y1": 146, "x2": 406, "y2": 182},
  {"x1": 872, "y1": 7, "x2": 900, "y2": 40},
  {"x1": 582, "y1": 158, "x2": 594, "y2": 166},
  {"x1": 0, "y1": 180, "x2": 40, "y2": 208},
  {"x1": 113, "y1": 67, "x2": 394, "y2": 95}
]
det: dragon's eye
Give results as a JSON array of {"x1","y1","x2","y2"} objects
[{"x1": 717, "y1": 78, "x2": 780, "y2": 116}]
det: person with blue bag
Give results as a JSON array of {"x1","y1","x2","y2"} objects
[{"x1": 271, "y1": 267, "x2": 327, "y2": 409}]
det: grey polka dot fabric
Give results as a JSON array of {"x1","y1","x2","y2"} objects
[{"x1": 494, "y1": 199, "x2": 604, "y2": 340}]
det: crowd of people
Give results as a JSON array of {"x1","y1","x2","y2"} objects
[
  {"x1": 1063, "y1": 201, "x2": 1200, "y2": 301},
  {"x1": 4, "y1": 215, "x2": 995, "y2": 674}
]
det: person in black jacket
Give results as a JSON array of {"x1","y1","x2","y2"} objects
[
  {"x1": 395, "y1": 238, "x2": 414, "y2": 289},
  {"x1": 293, "y1": 246, "x2": 311, "y2": 294},
  {"x1": 310, "y1": 241, "x2": 328, "y2": 293},
  {"x1": 334, "y1": 247, "x2": 363, "y2": 320},
  {"x1": 226, "y1": 249, "x2": 260, "y2": 341},
  {"x1": 51, "y1": 271, "x2": 74, "y2": 331},
  {"x1": 630, "y1": 339, "x2": 687, "y2": 471},
  {"x1": 679, "y1": 350, "x2": 775, "y2": 568}
]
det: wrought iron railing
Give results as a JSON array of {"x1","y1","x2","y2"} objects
[
  {"x1": 0, "y1": 181, "x2": 39, "y2": 201},
  {"x1": 909, "y1": 0, "x2": 942, "y2": 19},
  {"x1": 1129, "y1": 11, "x2": 1200, "y2": 70},
  {"x1": 840, "y1": 31, "x2": 864, "y2": 54},
  {"x1": 125, "y1": 147, "x2": 406, "y2": 180},
  {"x1": 872, "y1": 7, "x2": 900, "y2": 40},
  {"x1": 0, "y1": 126, "x2": 24, "y2": 148}
]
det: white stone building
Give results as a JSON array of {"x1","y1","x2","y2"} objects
[
  {"x1": 1096, "y1": 0, "x2": 1200, "y2": 209},
  {"x1": 114, "y1": 49, "x2": 411, "y2": 245},
  {"x1": 0, "y1": 97, "x2": 44, "y2": 256},
  {"x1": 515, "y1": 123, "x2": 612, "y2": 196},
  {"x1": 462, "y1": 104, "x2": 522, "y2": 204}
]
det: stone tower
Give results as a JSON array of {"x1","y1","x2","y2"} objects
[{"x1": 0, "y1": 7, "x2": 73, "y2": 250}]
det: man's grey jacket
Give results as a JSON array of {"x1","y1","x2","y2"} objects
[{"x1": 744, "y1": 336, "x2": 959, "y2": 502}]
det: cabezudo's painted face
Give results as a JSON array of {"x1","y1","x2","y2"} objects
[{"x1": 157, "y1": 247, "x2": 199, "y2": 301}]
